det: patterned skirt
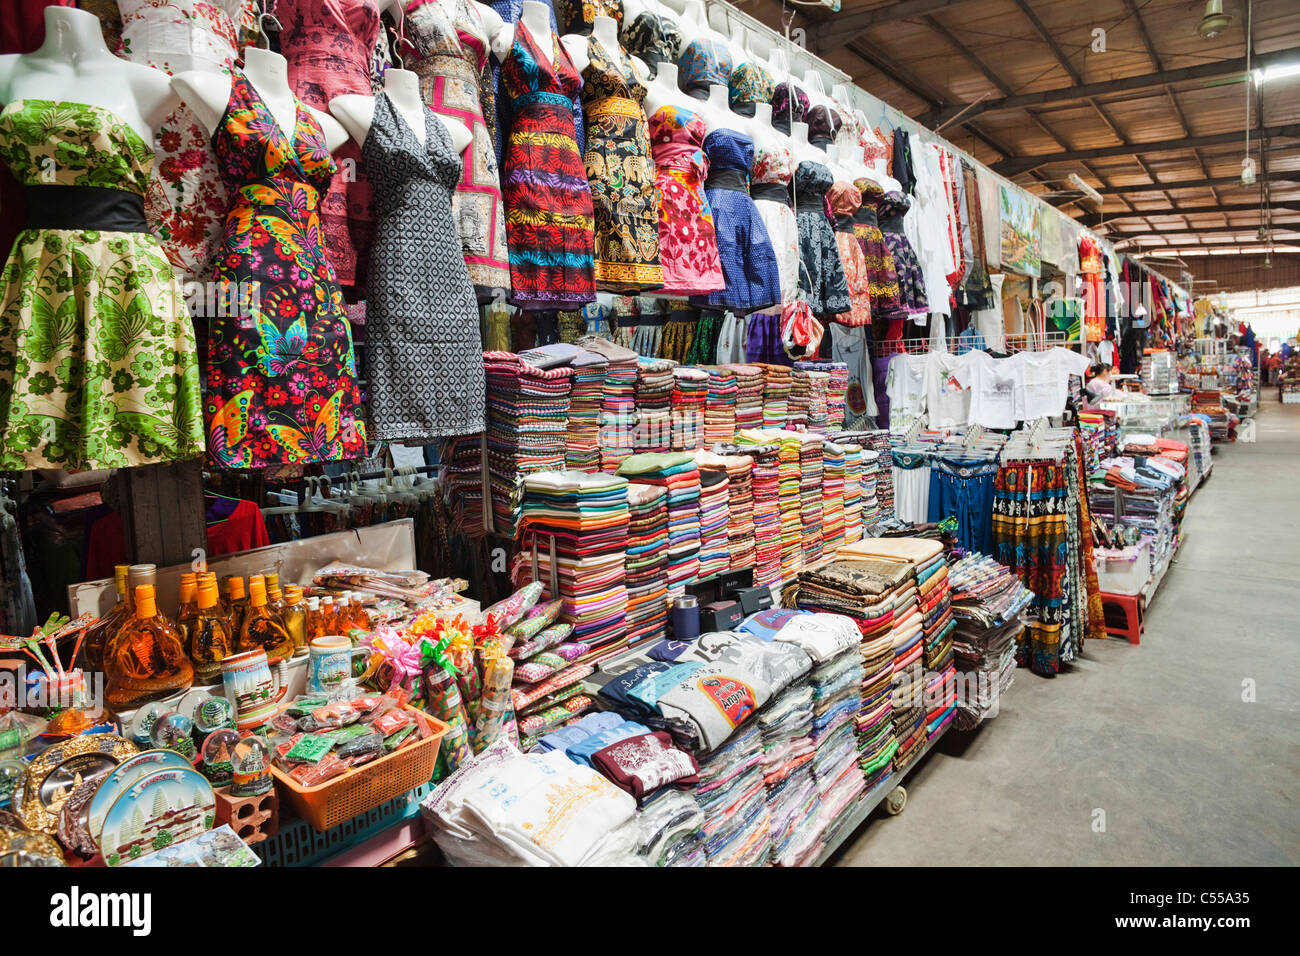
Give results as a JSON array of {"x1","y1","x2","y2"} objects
[
  {"x1": 854, "y1": 221, "x2": 902, "y2": 313},
  {"x1": 693, "y1": 186, "x2": 781, "y2": 313},
  {"x1": 795, "y1": 208, "x2": 851, "y2": 317},
  {"x1": 881, "y1": 229, "x2": 928, "y2": 316},
  {"x1": 503, "y1": 97, "x2": 596, "y2": 310},
  {"x1": 584, "y1": 97, "x2": 663, "y2": 292}
]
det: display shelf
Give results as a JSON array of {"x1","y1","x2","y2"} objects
[{"x1": 813, "y1": 724, "x2": 950, "y2": 866}]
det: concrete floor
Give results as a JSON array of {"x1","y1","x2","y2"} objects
[{"x1": 832, "y1": 390, "x2": 1300, "y2": 866}]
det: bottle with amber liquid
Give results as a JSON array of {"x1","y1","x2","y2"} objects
[
  {"x1": 237, "y1": 578, "x2": 294, "y2": 663},
  {"x1": 225, "y1": 575, "x2": 249, "y2": 636},
  {"x1": 175, "y1": 572, "x2": 199, "y2": 648},
  {"x1": 104, "y1": 583, "x2": 194, "y2": 710},
  {"x1": 305, "y1": 596, "x2": 327, "y2": 643},
  {"x1": 190, "y1": 580, "x2": 234, "y2": 682},
  {"x1": 335, "y1": 594, "x2": 353, "y2": 633},
  {"x1": 282, "y1": 586, "x2": 307, "y2": 654},
  {"x1": 265, "y1": 573, "x2": 286, "y2": 615},
  {"x1": 82, "y1": 564, "x2": 131, "y2": 672},
  {"x1": 347, "y1": 592, "x2": 371, "y2": 632},
  {"x1": 319, "y1": 595, "x2": 337, "y2": 634}
]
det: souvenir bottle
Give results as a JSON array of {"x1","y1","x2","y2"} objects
[
  {"x1": 306, "y1": 596, "x2": 328, "y2": 642},
  {"x1": 265, "y1": 573, "x2": 287, "y2": 617},
  {"x1": 320, "y1": 595, "x2": 336, "y2": 633},
  {"x1": 190, "y1": 580, "x2": 234, "y2": 682},
  {"x1": 82, "y1": 564, "x2": 131, "y2": 672},
  {"x1": 176, "y1": 572, "x2": 199, "y2": 646},
  {"x1": 282, "y1": 585, "x2": 307, "y2": 653},
  {"x1": 104, "y1": 583, "x2": 195, "y2": 710},
  {"x1": 225, "y1": 575, "x2": 249, "y2": 635},
  {"x1": 237, "y1": 578, "x2": 295, "y2": 663},
  {"x1": 347, "y1": 592, "x2": 370, "y2": 631}
]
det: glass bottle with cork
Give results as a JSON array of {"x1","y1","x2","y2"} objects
[
  {"x1": 281, "y1": 585, "x2": 307, "y2": 653},
  {"x1": 224, "y1": 575, "x2": 249, "y2": 635},
  {"x1": 237, "y1": 577, "x2": 294, "y2": 663},
  {"x1": 104, "y1": 579, "x2": 194, "y2": 710},
  {"x1": 189, "y1": 579, "x2": 234, "y2": 682},
  {"x1": 175, "y1": 572, "x2": 199, "y2": 646},
  {"x1": 82, "y1": 563, "x2": 131, "y2": 672}
]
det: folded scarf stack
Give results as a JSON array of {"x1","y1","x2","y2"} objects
[
  {"x1": 671, "y1": 366, "x2": 709, "y2": 451},
  {"x1": 625, "y1": 482, "x2": 671, "y2": 646},
  {"x1": 915, "y1": 551, "x2": 957, "y2": 740},
  {"x1": 634, "y1": 357, "x2": 676, "y2": 455},
  {"x1": 729, "y1": 363, "x2": 767, "y2": 431},
  {"x1": 833, "y1": 429, "x2": 895, "y2": 522},
  {"x1": 696, "y1": 469, "x2": 731, "y2": 579},
  {"x1": 792, "y1": 362, "x2": 834, "y2": 433},
  {"x1": 588, "y1": 339, "x2": 639, "y2": 474},
  {"x1": 738, "y1": 429, "x2": 805, "y2": 581},
  {"x1": 948, "y1": 552, "x2": 1033, "y2": 730},
  {"x1": 565, "y1": 346, "x2": 609, "y2": 472},
  {"x1": 618, "y1": 452, "x2": 701, "y2": 593},
  {"x1": 799, "y1": 433, "x2": 827, "y2": 565},
  {"x1": 698, "y1": 449, "x2": 757, "y2": 573},
  {"x1": 858, "y1": 448, "x2": 882, "y2": 534},
  {"x1": 703, "y1": 365, "x2": 739, "y2": 446},
  {"x1": 722, "y1": 439, "x2": 782, "y2": 587},
  {"x1": 757, "y1": 363, "x2": 792, "y2": 428},
  {"x1": 822, "y1": 439, "x2": 847, "y2": 553}
]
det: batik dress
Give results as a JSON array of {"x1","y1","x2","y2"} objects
[
  {"x1": 852, "y1": 177, "x2": 901, "y2": 313},
  {"x1": 205, "y1": 72, "x2": 366, "y2": 467},
  {"x1": 647, "y1": 106, "x2": 724, "y2": 297}
]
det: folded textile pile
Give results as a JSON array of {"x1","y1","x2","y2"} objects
[
  {"x1": 421, "y1": 739, "x2": 637, "y2": 866},
  {"x1": 858, "y1": 448, "x2": 881, "y2": 534},
  {"x1": 758, "y1": 363, "x2": 792, "y2": 428},
  {"x1": 619, "y1": 452, "x2": 701, "y2": 593},
  {"x1": 671, "y1": 366, "x2": 709, "y2": 451},
  {"x1": 773, "y1": 613, "x2": 866, "y2": 861},
  {"x1": 792, "y1": 363, "x2": 834, "y2": 433},
  {"x1": 742, "y1": 429, "x2": 804, "y2": 580},
  {"x1": 625, "y1": 482, "x2": 671, "y2": 646},
  {"x1": 948, "y1": 552, "x2": 1033, "y2": 729},
  {"x1": 703, "y1": 366, "x2": 739, "y2": 446},
  {"x1": 698, "y1": 449, "x2": 756, "y2": 572},
  {"x1": 518, "y1": 471, "x2": 629, "y2": 658},
  {"x1": 799, "y1": 433, "x2": 826, "y2": 565},
  {"x1": 842, "y1": 444, "x2": 864, "y2": 545},
  {"x1": 822, "y1": 440, "x2": 847, "y2": 553},
  {"x1": 833, "y1": 429, "x2": 895, "y2": 522},
  {"x1": 635, "y1": 788, "x2": 707, "y2": 866},
  {"x1": 634, "y1": 357, "x2": 676, "y2": 455},
  {"x1": 915, "y1": 550, "x2": 956, "y2": 740},
  {"x1": 694, "y1": 724, "x2": 773, "y2": 866},
  {"x1": 438, "y1": 434, "x2": 488, "y2": 537},
  {"x1": 484, "y1": 351, "x2": 575, "y2": 536},
  {"x1": 696, "y1": 468, "x2": 731, "y2": 579},
  {"x1": 565, "y1": 346, "x2": 609, "y2": 472},
  {"x1": 724, "y1": 438, "x2": 782, "y2": 586},
  {"x1": 591, "y1": 340, "x2": 639, "y2": 473},
  {"x1": 730, "y1": 363, "x2": 767, "y2": 431},
  {"x1": 827, "y1": 363, "x2": 849, "y2": 429}
]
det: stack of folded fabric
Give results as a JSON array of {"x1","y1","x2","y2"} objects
[
  {"x1": 798, "y1": 433, "x2": 826, "y2": 565},
  {"x1": 725, "y1": 438, "x2": 782, "y2": 586},
  {"x1": 698, "y1": 450, "x2": 756, "y2": 572},
  {"x1": 618, "y1": 452, "x2": 701, "y2": 594},
  {"x1": 788, "y1": 366, "x2": 810, "y2": 430},
  {"x1": 635, "y1": 789, "x2": 707, "y2": 866},
  {"x1": 730, "y1": 364, "x2": 767, "y2": 431},
  {"x1": 703, "y1": 366, "x2": 738, "y2": 446},
  {"x1": 518, "y1": 471, "x2": 630, "y2": 658},
  {"x1": 822, "y1": 440, "x2": 847, "y2": 553},
  {"x1": 671, "y1": 366, "x2": 709, "y2": 451},
  {"x1": 634, "y1": 357, "x2": 676, "y2": 454},
  {"x1": 758, "y1": 363, "x2": 792, "y2": 428},
  {"x1": 589, "y1": 340, "x2": 639, "y2": 474},
  {"x1": 437, "y1": 434, "x2": 488, "y2": 538},
  {"x1": 948, "y1": 552, "x2": 1033, "y2": 729},
  {"x1": 565, "y1": 346, "x2": 609, "y2": 472},
  {"x1": 796, "y1": 559, "x2": 905, "y2": 793},
  {"x1": 761, "y1": 430, "x2": 805, "y2": 580},
  {"x1": 796, "y1": 365, "x2": 833, "y2": 433},
  {"x1": 694, "y1": 724, "x2": 772, "y2": 866},
  {"x1": 483, "y1": 351, "x2": 574, "y2": 535},
  {"x1": 858, "y1": 448, "x2": 881, "y2": 534},
  {"x1": 833, "y1": 429, "x2": 894, "y2": 523},
  {"x1": 841, "y1": 444, "x2": 863, "y2": 545},
  {"x1": 696, "y1": 469, "x2": 731, "y2": 579},
  {"x1": 827, "y1": 362, "x2": 849, "y2": 429},
  {"x1": 624, "y1": 483, "x2": 671, "y2": 646},
  {"x1": 915, "y1": 549, "x2": 956, "y2": 740},
  {"x1": 773, "y1": 612, "x2": 866, "y2": 860}
]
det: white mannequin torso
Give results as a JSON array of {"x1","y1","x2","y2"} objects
[
  {"x1": 173, "y1": 46, "x2": 349, "y2": 151},
  {"x1": 0, "y1": 6, "x2": 176, "y2": 142},
  {"x1": 330, "y1": 68, "x2": 471, "y2": 153},
  {"x1": 491, "y1": 0, "x2": 551, "y2": 63},
  {"x1": 789, "y1": 121, "x2": 823, "y2": 166},
  {"x1": 698, "y1": 83, "x2": 741, "y2": 134},
  {"x1": 561, "y1": 14, "x2": 621, "y2": 74},
  {"x1": 643, "y1": 61, "x2": 694, "y2": 118}
]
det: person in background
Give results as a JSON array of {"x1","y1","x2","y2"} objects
[
  {"x1": 1259, "y1": 349, "x2": 1271, "y2": 385},
  {"x1": 1085, "y1": 363, "x2": 1116, "y2": 405}
]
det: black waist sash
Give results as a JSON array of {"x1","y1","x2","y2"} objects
[
  {"x1": 24, "y1": 185, "x2": 149, "y2": 233},
  {"x1": 833, "y1": 214, "x2": 856, "y2": 235},
  {"x1": 854, "y1": 205, "x2": 879, "y2": 228},
  {"x1": 751, "y1": 182, "x2": 791, "y2": 206},
  {"x1": 795, "y1": 193, "x2": 827, "y2": 214},
  {"x1": 703, "y1": 168, "x2": 749, "y2": 194}
]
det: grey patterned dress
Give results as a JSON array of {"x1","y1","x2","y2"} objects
[{"x1": 361, "y1": 93, "x2": 486, "y2": 441}]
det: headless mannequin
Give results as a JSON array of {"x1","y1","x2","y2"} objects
[
  {"x1": 671, "y1": 0, "x2": 730, "y2": 79},
  {"x1": 330, "y1": 68, "x2": 471, "y2": 153},
  {"x1": 562, "y1": 14, "x2": 621, "y2": 74},
  {"x1": 174, "y1": 46, "x2": 349, "y2": 151},
  {"x1": 0, "y1": 6, "x2": 176, "y2": 142},
  {"x1": 698, "y1": 83, "x2": 741, "y2": 134},
  {"x1": 643, "y1": 61, "x2": 694, "y2": 118},
  {"x1": 490, "y1": 0, "x2": 551, "y2": 62},
  {"x1": 802, "y1": 69, "x2": 830, "y2": 111},
  {"x1": 789, "y1": 121, "x2": 823, "y2": 166}
]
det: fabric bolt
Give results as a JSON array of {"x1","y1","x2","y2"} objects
[
  {"x1": 648, "y1": 106, "x2": 725, "y2": 297},
  {"x1": 580, "y1": 34, "x2": 663, "y2": 291},
  {"x1": 406, "y1": 0, "x2": 512, "y2": 301},
  {"x1": 792, "y1": 162, "x2": 851, "y2": 317},
  {"x1": 500, "y1": 19, "x2": 596, "y2": 310},
  {"x1": 205, "y1": 72, "x2": 366, "y2": 467},
  {"x1": 277, "y1": 0, "x2": 379, "y2": 291}
]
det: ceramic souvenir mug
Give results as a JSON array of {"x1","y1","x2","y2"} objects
[
  {"x1": 308, "y1": 636, "x2": 369, "y2": 694},
  {"x1": 220, "y1": 650, "x2": 288, "y2": 731}
]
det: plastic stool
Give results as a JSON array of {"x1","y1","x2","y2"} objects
[{"x1": 1099, "y1": 591, "x2": 1144, "y2": 645}]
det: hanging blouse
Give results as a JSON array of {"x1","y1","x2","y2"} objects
[
  {"x1": 619, "y1": 7, "x2": 681, "y2": 79},
  {"x1": 677, "y1": 37, "x2": 732, "y2": 98},
  {"x1": 728, "y1": 60, "x2": 774, "y2": 116}
]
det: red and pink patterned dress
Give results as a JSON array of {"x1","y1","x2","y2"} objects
[{"x1": 647, "y1": 105, "x2": 724, "y2": 297}]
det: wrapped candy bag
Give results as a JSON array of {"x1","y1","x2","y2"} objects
[
  {"x1": 470, "y1": 651, "x2": 519, "y2": 754},
  {"x1": 420, "y1": 636, "x2": 472, "y2": 775},
  {"x1": 481, "y1": 581, "x2": 543, "y2": 630}
]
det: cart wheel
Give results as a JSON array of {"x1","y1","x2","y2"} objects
[{"x1": 885, "y1": 786, "x2": 907, "y2": 815}]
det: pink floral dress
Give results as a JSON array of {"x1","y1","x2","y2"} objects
[{"x1": 647, "y1": 105, "x2": 723, "y2": 297}]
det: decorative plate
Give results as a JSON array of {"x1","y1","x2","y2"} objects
[
  {"x1": 86, "y1": 749, "x2": 194, "y2": 848},
  {"x1": 0, "y1": 826, "x2": 66, "y2": 866},
  {"x1": 15, "y1": 734, "x2": 137, "y2": 833},
  {"x1": 99, "y1": 766, "x2": 215, "y2": 867}
]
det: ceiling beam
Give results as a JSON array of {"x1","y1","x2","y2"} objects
[
  {"x1": 1109, "y1": 225, "x2": 1300, "y2": 239},
  {"x1": 1082, "y1": 202, "x2": 1300, "y2": 226},
  {"x1": 918, "y1": 47, "x2": 1300, "y2": 129},
  {"x1": 994, "y1": 124, "x2": 1300, "y2": 176},
  {"x1": 1094, "y1": 173, "x2": 1300, "y2": 196},
  {"x1": 809, "y1": 0, "x2": 980, "y2": 54}
]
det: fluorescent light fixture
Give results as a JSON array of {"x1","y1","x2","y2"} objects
[{"x1": 1253, "y1": 62, "x2": 1300, "y2": 84}]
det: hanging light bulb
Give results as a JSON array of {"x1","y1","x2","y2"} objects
[
  {"x1": 1240, "y1": 156, "x2": 1257, "y2": 186},
  {"x1": 1197, "y1": 0, "x2": 1233, "y2": 39}
]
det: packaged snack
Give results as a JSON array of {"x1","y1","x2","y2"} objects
[
  {"x1": 289, "y1": 752, "x2": 350, "y2": 786},
  {"x1": 507, "y1": 623, "x2": 574, "y2": 661},
  {"x1": 372, "y1": 709, "x2": 411, "y2": 737},
  {"x1": 336, "y1": 732, "x2": 384, "y2": 760},
  {"x1": 513, "y1": 652, "x2": 568, "y2": 684}
]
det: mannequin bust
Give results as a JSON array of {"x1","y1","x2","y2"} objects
[
  {"x1": 0, "y1": 6, "x2": 176, "y2": 141},
  {"x1": 490, "y1": 0, "x2": 549, "y2": 62},
  {"x1": 330, "y1": 68, "x2": 471, "y2": 152},
  {"x1": 698, "y1": 82, "x2": 741, "y2": 134},
  {"x1": 789, "y1": 121, "x2": 823, "y2": 166},
  {"x1": 670, "y1": 0, "x2": 730, "y2": 69},
  {"x1": 562, "y1": 14, "x2": 621, "y2": 74},
  {"x1": 643, "y1": 61, "x2": 694, "y2": 117},
  {"x1": 174, "y1": 46, "x2": 349, "y2": 150},
  {"x1": 801, "y1": 68, "x2": 830, "y2": 111}
]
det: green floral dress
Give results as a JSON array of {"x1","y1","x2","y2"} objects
[{"x1": 0, "y1": 100, "x2": 204, "y2": 470}]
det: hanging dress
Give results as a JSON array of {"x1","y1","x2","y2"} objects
[
  {"x1": 500, "y1": 19, "x2": 596, "y2": 310},
  {"x1": 116, "y1": 0, "x2": 240, "y2": 287},
  {"x1": 792, "y1": 161, "x2": 850, "y2": 318},
  {"x1": 728, "y1": 60, "x2": 774, "y2": 117},
  {"x1": 853, "y1": 177, "x2": 902, "y2": 314},
  {"x1": 555, "y1": 0, "x2": 623, "y2": 34},
  {"x1": 647, "y1": 106, "x2": 724, "y2": 297},
  {"x1": 692, "y1": 130, "x2": 780, "y2": 313},
  {"x1": 805, "y1": 104, "x2": 841, "y2": 151},
  {"x1": 580, "y1": 34, "x2": 663, "y2": 291},
  {"x1": 620, "y1": 6, "x2": 682, "y2": 79},
  {"x1": 277, "y1": 0, "x2": 379, "y2": 293},
  {"x1": 205, "y1": 72, "x2": 366, "y2": 468},
  {"x1": 406, "y1": 0, "x2": 512, "y2": 301},
  {"x1": 829, "y1": 181, "x2": 871, "y2": 327},
  {"x1": 677, "y1": 37, "x2": 732, "y2": 100},
  {"x1": 878, "y1": 189, "x2": 928, "y2": 318},
  {"x1": 0, "y1": 99, "x2": 204, "y2": 469},
  {"x1": 362, "y1": 93, "x2": 485, "y2": 441},
  {"x1": 751, "y1": 140, "x2": 799, "y2": 305}
]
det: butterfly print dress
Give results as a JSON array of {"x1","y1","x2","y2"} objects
[{"x1": 204, "y1": 71, "x2": 366, "y2": 468}]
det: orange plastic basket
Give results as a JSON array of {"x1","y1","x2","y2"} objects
[{"x1": 272, "y1": 709, "x2": 449, "y2": 831}]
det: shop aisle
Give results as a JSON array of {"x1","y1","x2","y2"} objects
[{"x1": 833, "y1": 391, "x2": 1300, "y2": 866}]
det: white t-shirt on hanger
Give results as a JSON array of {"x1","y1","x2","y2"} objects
[
  {"x1": 924, "y1": 350, "x2": 970, "y2": 427},
  {"x1": 952, "y1": 349, "x2": 1017, "y2": 428},
  {"x1": 1010, "y1": 346, "x2": 1092, "y2": 420},
  {"x1": 885, "y1": 353, "x2": 927, "y2": 430}
]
